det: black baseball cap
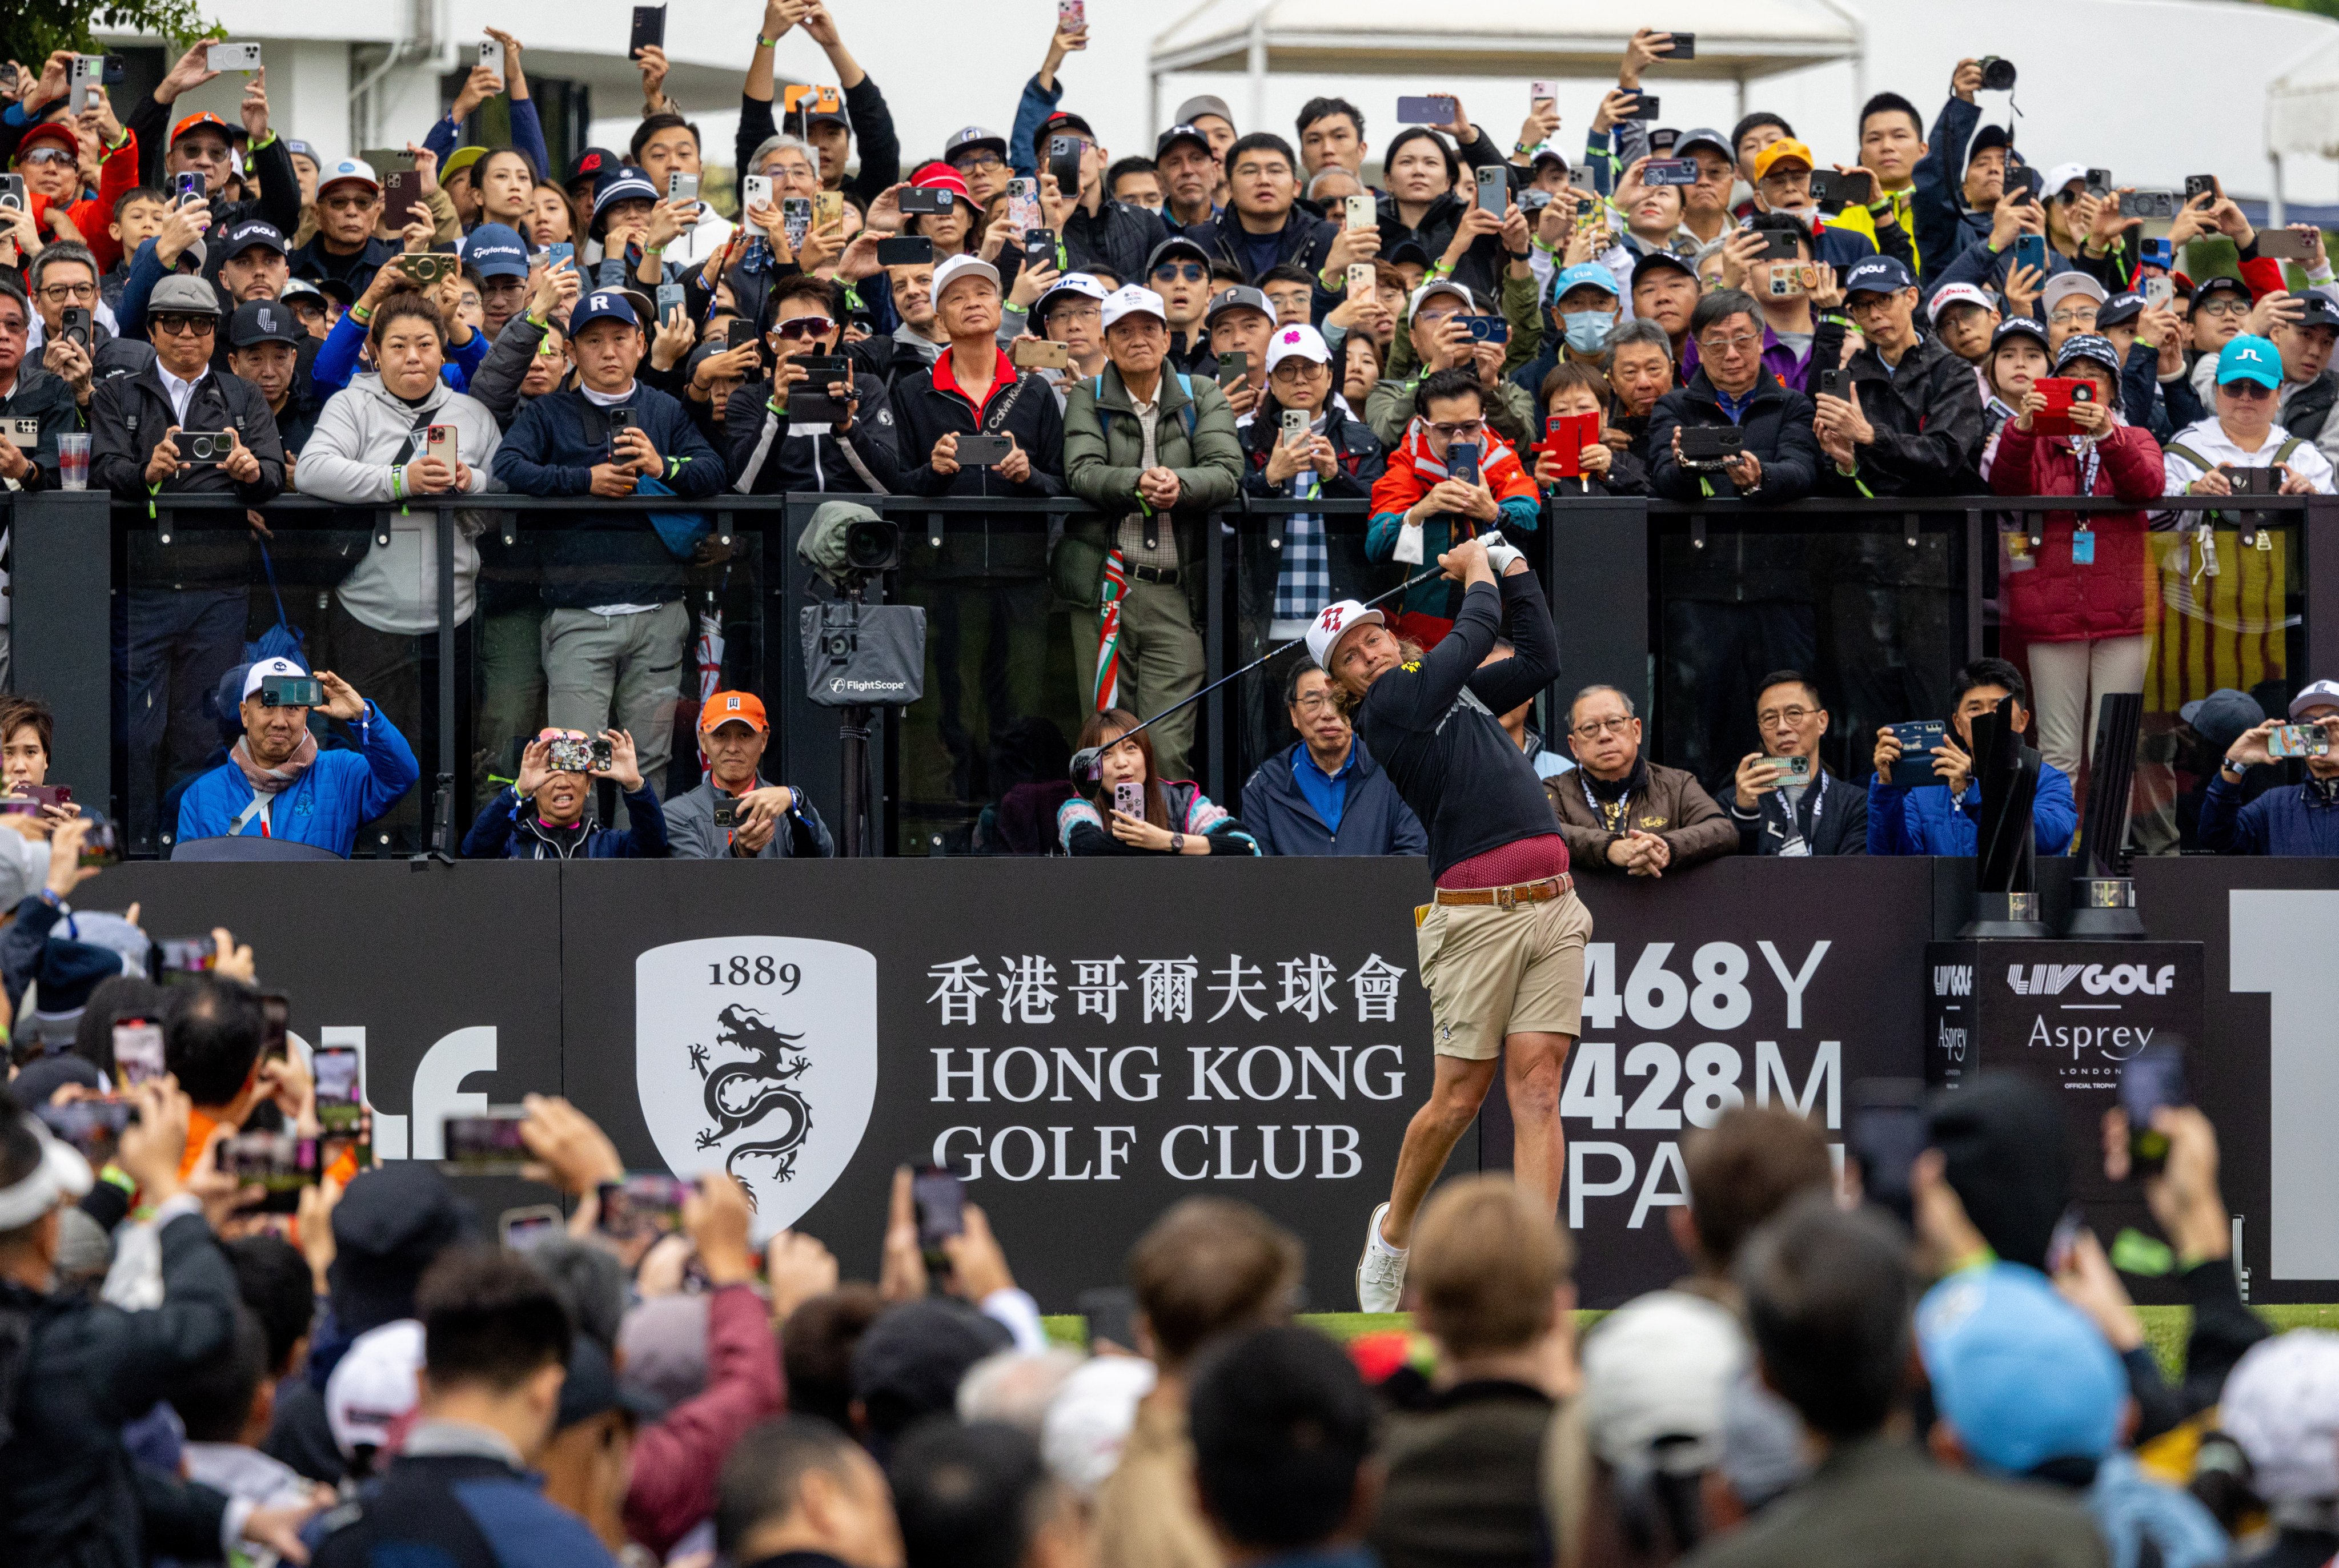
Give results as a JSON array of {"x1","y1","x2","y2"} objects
[
  {"x1": 227, "y1": 298, "x2": 304, "y2": 349},
  {"x1": 2191, "y1": 275, "x2": 2250, "y2": 309},
  {"x1": 1154, "y1": 122, "x2": 1211, "y2": 161},
  {"x1": 564, "y1": 146, "x2": 620, "y2": 191},
  {"x1": 1042, "y1": 110, "x2": 1097, "y2": 143},
  {"x1": 220, "y1": 219, "x2": 288, "y2": 259},
  {"x1": 2096, "y1": 291, "x2": 2145, "y2": 329},
  {"x1": 2298, "y1": 293, "x2": 2339, "y2": 332},
  {"x1": 1145, "y1": 235, "x2": 1210, "y2": 275},
  {"x1": 1631, "y1": 248, "x2": 1698, "y2": 287}
]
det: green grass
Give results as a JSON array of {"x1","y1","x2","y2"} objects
[{"x1": 1046, "y1": 1306, "x2": 2339, "y2": 1373}]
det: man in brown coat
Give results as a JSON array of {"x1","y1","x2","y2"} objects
[{"x1": 1545, "y1": 685, "x2": 1738, "y2": 875}]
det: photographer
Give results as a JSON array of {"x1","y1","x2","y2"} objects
[
  {"x1": 1241, "y1": 662, "x2": 1424, "y2": 857},
  {"x1": 1531, "y1": 359, "x2": 1650, "y2": 496},
  {"x1": 739, "y1": 0, "x2": 900, "y2": 210},
  {"x1": 30, "y1": 242, "x2": 154, "y2": 411},
  {"x1": 1059, "y1": 709, "x2": 1257, "y2": 856},
  {"x1": 124, "y1": 46, "x2": 300, "y2": 236},
  {"x1": 1717, "y1": 670, "x2": 1869, "y2": 855},
  {"x1": 1910, "y1": 61, "x2": 2013, "y2": 276},
  {"x1": 727, "y1": 275, "x2": 902, "y2": 496},
  {"x1": 176, "y1": 658, "x2": 419, "y2": 857},
  {"x1": 1365, "y1": 365, "x2": 1539, "y2": 648},
  {"x1": 1548, "y1": 684, "x2": 1736, "y2": 877},
  {"x1": 2161, "y1": 335, "x2": 2338, "y2": 499},
  {"x1": 666, "y1": 692, "x2": 835, "y2": 860},
  {"x1": 1062, "y1": 283, "x2": 1241, "y2": 783},
  {"x1": 2198, "y1": 680, "x2": 2339, "y2": 855},
  {"x1": 1812, "y1": 256, "x2": 1984, "y2": 496},
  {"x1": 1648, "y1": 288, "x2": 1819, "y2": 502},
  {"x1": 1868, "y1": 657, "x2": 2079, "y2": 856},
  {"x1": 462, "y1": 726, "x2": 668, "y2": 859},
  {"x1": 0, "y1": 279, "x2": 72, "y2": 497}
]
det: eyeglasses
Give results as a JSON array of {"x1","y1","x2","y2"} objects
[
  {"x1": 36, "y1": 282, "x2": 97, "y2": 302},
  {"x1": 1571, "y1": 715, "x2": 1635, "y2": 739},
  {"x1": 1427, "y1": 419, "x2": 1484, "y2": 438},
  {"x1": 1270, "y1": 360, "x2": 1329, "y2": 383},
  {"x1": 1757, "y1": 705, "x2": 1816, "y2": 728},
  {"x1": 1293, "y1": 693, "x2": 1339, "y2": 713},
  {"x1": 2048, "y1": 308, "x2": 2097, "y2": 327},
  {"x1": 953, "y1": 152, "x2": 1005, "y2": 174},
  {"x1": 2198, "y1": 297, "x2": 2250, "y2": 319},
  {"x1": 1700, "y1": 331, "x2": 1762, "y2": 355},
  {"x1": 151, "y1": 313, "x2": 216, "y2": 336},
  {"x1": 19, "y1": 148, "x2": 75, "y2": 168},
  {"x1": 776, "y1": 315, "x2": 836, "y2": 339},
  {"x1": 1046, "y1": 304, "x2": 1101, "y2": 324},
  {"x1": 1152, "y1": 262, "x2": 1207, "y2": 283}
]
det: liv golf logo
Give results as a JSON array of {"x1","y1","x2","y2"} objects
[{"x1": 636, "y1": 937, "x2": 878, "y2": 1240}]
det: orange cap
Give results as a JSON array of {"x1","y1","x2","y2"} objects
[
  {"x1": 700, "y1": 691, "x2": 769, "y2": 733},
  {"x1": 171, "y1": 111, "x2": 232, "y2": 147},
  {"x1": 1752, "y1": 138, "x2": 1815, "y2": 182}
]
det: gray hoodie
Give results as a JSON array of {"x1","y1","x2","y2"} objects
[{"x1": 295, "y1": 372, "x2": 505, "y2": 634}]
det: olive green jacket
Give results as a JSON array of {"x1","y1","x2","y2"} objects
[{"x1": 1057, "y1": 364, "x2": 1245, "y2": 620}]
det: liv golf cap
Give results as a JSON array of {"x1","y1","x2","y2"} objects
[{"x1": 1306, "y1": 599, "x2": 1385, "y2": 669}]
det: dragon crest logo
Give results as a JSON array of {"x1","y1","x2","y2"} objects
[{"x1": 636, "y1": 937, "x2": 877, "y2": 1240}]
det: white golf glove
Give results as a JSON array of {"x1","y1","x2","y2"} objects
[
  {"x1": 1392, "y1": 519, "x2": 1425, "y2": 564},
  {"x1": 1482, "y1": 534, "x2": 1524, "y2": 574}
]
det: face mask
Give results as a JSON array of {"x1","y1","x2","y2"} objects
[{"x1": 1562, "y1": 311, "x2": 1614, "y2": 352}]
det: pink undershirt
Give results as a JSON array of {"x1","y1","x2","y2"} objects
[{"x1": 1437, "y1": 833, "x2": 1572, "y2": 890}]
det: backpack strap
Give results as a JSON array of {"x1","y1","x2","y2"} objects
[
  {"x1": 2161, "y1": 441, "x2": 2212, "y2": 475},
  {"x1": 2274, "y1": 435, "x2": 2305, "y2": 468}
]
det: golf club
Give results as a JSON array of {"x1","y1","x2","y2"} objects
[{"x1": 1068, "y1": 550, "x2": 1490, "y2": 782}]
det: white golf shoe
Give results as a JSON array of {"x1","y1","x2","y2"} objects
[{"x1": 1356, "y1": 1201, "x2": 1409, "y2": 1312}]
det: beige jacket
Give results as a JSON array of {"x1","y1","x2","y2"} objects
[{"x1": 1094, "y1": 1390, "x2": 1221, "y2": 1568}]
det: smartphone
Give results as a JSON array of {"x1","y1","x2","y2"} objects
[
  {"x1": 426, "y1": 423, "x2": 458, "y2": 468},
  {"x1": 781, "y1": 195, "x2": 813, "y2": 248},
  {"x1": 1113, "y1": 780, "x2": 1145, "y2": 819},
  {"x1": 1849, "y1": 1078, "x2": 1928, "y2": 1227},
  {"x1": 1024, "y1": 227, "x2": 1058, "y2": 271},
  {"x1": 1446, "y1": 441, "x2": 1482, "y2": 487},
  {"x1": 479, "y1": 38, "x2": 505, "y2": 79},
  {"x1": 727, "y1": 317, "x2": 761, "y2": 350},
  {"x1": 2270, "y1": 722, "x2": 2334, "y2": 759},
  {"x1": 629, "y1": 3, "x2": 668, "y2": 57},
  {"x1": 113, "y1": 1019, "x2": 165, "y2": 1089},
  {"x1": 1047, "y1": 135, "x2": 1084, "y2": 197},
  {"x1": 2184, "y1": 174, "x2": 2220, "y2": 204},
  {"x1": 175, "y1": 171, "x2": 207, "y2": 208},
  {"x1": 1012, "y1": 337, "x2": 1070, "y2": 369},
  {"x1": 441, "y1": 1108, "x2": 531, "y2": 1174},
  {"x1": 669, "y1": 171, "x2": 701, "y2": 205},
  {"x1": 1079, "y1": 1286, "x2": 1138, "y2": 1352},
  {"x1": 2031, "y1": 375, "x2": 2094, "y2": 436},
  {"x1": 223, "y1": 1131, "x2": 318, "y2": 1215},
  {"x1": 956, "y1": 433, "x2": 1013, "y2": 467},
  {"x1": 260, "y1": 674, "x2": 324, "y2": 708},
  {"x1": 1457, "y1": 314, "x2": 1510, "y2": 343},
  {"x1": 897, "y1": 187, "x2": 955, "y2": 216},
  {"x1": 37, "y1": 1099, "x2": 135, "y2": 1160},
  {"x1": 591, "y1": 737, "x2": 615, "y2": 772},
  {"x1": 877, "y1": 235, "x2": 934, "y2": 267},
  {"x1": 740, "y1": 176, "x2": 773, "y2": 216},
  {"x1": 545, "y1": 241, "x2": 575, "y2": 271},
  {"x1": 1662, "y1": 31, "x2": 1697, "y2": 59},
  {"x1": 2125, "y1": 190, "x2": 2181, "y2": 220},
  {"x1": 2013, "y1": 234, "x2": 2048, "y2": 277},
  {"x1": 913, "y1": 1164, "x2": 966, "y2": 1256},
  {"x1": 1345, "y1": 192, "x2": 1375, "y2": 231},
  {"x1": 259, "y1": 992, "x2": 290, "y2": 1062},
  {"x1": 1771, "y1": 754, "x2": 1813, "y2": 782},
  {"x1": 207, "y1": 42, "x2": 262, "y2": 73},
  {"x1": 791, "y1": 351, "x2": 850, "y2": 388},
  {"x1": 1396, "y1": 95, "x2": 1458, "y2": 124},
  {"x1": 1006, "y1": 176, "x2": 1041, "y2": 231},
  {"x1": 383, "y1": 170, "x2": 427, "y2": 227},
  {"x1": 1281, "y1": 407, "x2": 1310, "y2": 445},
  {"x1": 2085, "y1": 167, "x2": 2113, "y2": 200},
  {"x1": 595, "y1": 1173, "x2": 691, "y2": 1240},
  {"x1": 359, "y1": 146, "x2": 418, "y2": 174},
  {"x1": 1676, "y1": 425, "x2": 1743, "y2": 466},
  {"x1": 501, "y1": 1204, "x2": 563, "y2": 1252},
  {"x1": 1887, "y1": 719, "x2": 1948, "y2": 789},
  {"x1": 813, "y1": 190, "x2": 843, "y2": 230},
  {"x1": 1217, "y1": 349, "x2": 1249, "y2": 388},
  {"x1": 1058, "y1": 0, "x2": 1086, "y2": 27},
  {"x1": 1346, "y1": 262, "x2": 1375, "y2": 302},
  {"x1": 1530, "y1": 79, "x2": 1558, "y2": 107},
  {"x1": 2120, "y1": 1043, "x2": 2186, "y2": 1178},
  {"x1": 1808, "y1": 169, "x2": 1870, "y2": 210},
  {"x1": 1623, "y1": 95, "x2": 1660, "y2": 121},
  {"x1": 1817, "y1": 368, "x2": 1850, "y2": 402},
  {"x1": 13, "y1": 783, "x2": 70, "y2": 809},
  {"x1": 311, "y1": 1043, "x2": 363, "y2": 1131},
  {"x1": 2144, "y1": 276, "x2": 2174, "y2": 310},
  {"x1": 2259, "y1": 229, "x2": 2322, "y2": 263},
  {"x1": 59, "y1": 305, "x2": 91, "y2": 352},
  {"x1": 656, "y1": 281, "x2": 686, "y2": 321},
  {"x1": 1543, "y1": 410, "x2": 1600, "y2": 477},
  {"x1": 1642, "y1": 159, "x2": 1698, "y2": 188},
  {"x1": 1474, "y1": 165, "x2": 1508, "y2": 215}
]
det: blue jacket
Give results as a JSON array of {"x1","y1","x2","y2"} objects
[
  {"x1": 311, "y1": 305, "x2": 490, "y2": 399},
  {"x1": 1240, "y1": 740, "x2": 1427, "y2": 858},
  {"x1": 423, "y1": 97, "x2": 549, "y2": 184},
  {"x1": 1867, "y1": 759, "x2": 2078, "y2": 856},
  {"x1": 462, "y1": 783, "x2": 670, "y2": 859},
  {"x1": 2197, "y1": 773, "x2": 2339, "y2": 856},
  {"x1": 1009, "y1": 71, "x2": 1061, "y2": 178},
  {"x1": 175, "y1": 702, "x2": 420, "y2": 857},
  {"x1": 1912, "y1": 95, "x2": 1998, "y2": 284}
]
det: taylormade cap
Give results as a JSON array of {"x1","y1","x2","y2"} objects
[
  {"x1": 2218, "y1": 333, "x2": 2282, "y2": 390},
  {"x1": 932, "y1": 252, "x2": 1001, "y2": 305},
  {"x1": 700, "y1": 690, "x2": 769, "y2": 733},
  {"x1": 462, "y1": 223, "x2": 529, "y2": 279},
  {"x1": 1306, "y1": 599, "x2": 1385, "y2": 669},
  {"x1": 1100, "y1": 284, "x2": 1168, "y2": 331},
  {"x1": 2289, "y1": 678, "x2": 2339, "y2": 719},
  {"x1": 1265, "y1": 322, "x2": 1330, "y2": 372}
]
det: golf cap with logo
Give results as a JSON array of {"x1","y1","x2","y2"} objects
[
  {"x1": 1205, "y1": 284, "x2": 1273, "y2": 327},
  {"x1": 170, "y1": 111, "x2": 232, "y2": 148},
  {"x1": 1265, "y1": 323, "x2": 1330, "y2": 372},
  {"x1": 591, "y1": 168, "x2": 660, "y2": 228},
  {"x1": 462, "y1": 223, "x2": 530, "y2": 279},
  {"x1": 2040, "y1": 162, "x2": 2089, "y2": 198},
  {"x1": 1100, "y1": 284, "x2": 1168, "y2": 332},
  {"x1": 1552, "y1": 262, "x2": 1622, "y2": 303},
  {"x1": 228, "y1": 299, "x2": 303, "y2": 349},
  {"x1": 242, "y1": 655, "x2": 310, "y2": 700},
  {"x1": 1992, "y1": 316, "x2": 2048, "y2": 352},
  {"x1": 2299, "y1": 294, "x2": 2339, "y2": 333},
  {"x1": 2218, "y1": 333, "x2": 2282, "y2": 390},
  {"x1": 568, "y1": 290, "x2": 640, "y2": 336},
  {"x1": 2190, "y1": 274, "x2": 2249, "y2": 309},
  {"x1": 2223, "y1": 1330, "x2": 2339, "y2": 1505},
  {"x1": 1917, "y1": 1263, "x2": 2123, "y2": 1474},
  {"x1": 932, "y1": 253, "x2": 1001, "y2": 306},
  {"x1": 150, "y1": 275, "x2": 222, "y2": 317},
  {"x1": 1306, "y1": 599, "x2": 1385, "y2": 669},
  {"x1": 281, "y1": 276, "x2": 326, "y2": 307},
  {"x1": 1631, "y1": 248, "x2": 1698, "y2": 288},
  {"x1": 219, "y1": 219, "x2": 287, "y2": 260},
  {"x1": 2053, "y1": 332, "x2": 2123, "y2": 382},
  {"x1": 700, "y1": 691, "x2": 770, "y2": 734},
  {"x1": 1174, "y1": 95, "x2": 1236, "y2": 131},
  {"x1": 1675, "y1": 127, "x2": 1732, "y2": 163},
  {"x1": 943, "y1": 125, "x2": 1007, "y2": 163},
  {"x1": 1041, "y1": 110, "x2": 1096, "y2": 143},
  {"x1": 284, "y1": 138, "x2": 319, "y2": 165},
  {"x1": 2042, "y1": 272, "x2": 2108, "y2": 315},
  {"x1": 566, "y1": 147, "x2": 619, "y2": 190},
  {"x1": 1145, "y1": 235, "x2": 1211, "y2": 276},
  {"x1": 1751, "y1": 138, "x2": 1815, "y2": 180},
  {"x1": 318, "y1": 156, "x2": 380, "y2": 196},
  {"x1": 1409, "y1": 278, "x2": 1475, "y2": 317},
  {"x1": 326, "y1": 1318, "x2": 424, "y2": 1457},
  {"x1": 2289, "y1": 678, "x2": 2339, "y2": 719},
  {"x1": 2096, "y1": 291, "x2": 2145, "y2": 329},
  {"x1": 1154, "y1": 122, "x2": 1212, "y2": 162},
  {"x1": 14, "y1": 121, "x2": 79, "y2": 162},
  {"x1": 1928, "y1": 282, "x2": 1995, "y2": 324},
  {"x1": 1844, "y1": 255, "x2": 1916, "y2": 298},
  {"x1": 1033, "y1": 271, "x2": 1109, "y2": 323}
]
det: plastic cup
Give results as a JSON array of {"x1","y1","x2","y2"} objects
[{"x1": 57, "y1": 432, "x2": 89, "y2": 491}]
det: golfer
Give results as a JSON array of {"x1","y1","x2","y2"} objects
[{"x1": 1311, "y1": 533, "x2": 1587, "y2": 1310}]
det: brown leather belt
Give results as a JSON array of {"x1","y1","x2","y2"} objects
[{"x1": 1433, "y1": 874, "x2": 1572, "y2": 908}]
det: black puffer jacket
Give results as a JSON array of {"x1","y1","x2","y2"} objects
[
  {"x1": 1809, "y1": 324, "x2": 1986, "y2": 497},
  {"x1": 725, "y1": 371, "x2": 906, "y2": 496}
]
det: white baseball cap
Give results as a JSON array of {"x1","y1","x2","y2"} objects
[
  {"x1": 2041, "y1": 162, "x2": 2089, "y2": 198},
  {"x1": 1100, "y1": 284, "x2": 1168, "y2": 332},
  {"x1": 1408, "y1": 279, "x2": 1475, "y2": 318},
  {"x1": 318, "y1": 156, "x2": 380, "y2": 195},
  {"x1": 1265, "y1": 322, "x2": 1330, "y2": 373},
  {"x1": 326, "y1": 1317, "x2": 424, "y2": 1457},
  {"x1": 2289, "y1": 678, "x2": 2339, "y2": 719},
  {"x1": 1305, "y1": 598, "x2": 1384, "y2": 670},
  {"x1": 1580, "y1": 1289, "x2": 1748, "y2": 1474},
  {"x1": 2041, "y1": 271, "x2": 2108, "y2": 313},
  {"x1": 1928, "y1": 282, "x2": 1996, "y2": 324},
  {"x1": 931, "y1": 253, "x2": 1002, "y2": 306},
  {"x1": 241, "y1": 656, "x2": 309, "y2": 701}
]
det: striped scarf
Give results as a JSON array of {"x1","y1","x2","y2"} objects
[{"x1": 1095, "y1": 549, "x2": 1128, "y2": 712}]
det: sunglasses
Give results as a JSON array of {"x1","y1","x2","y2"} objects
[
  {"x1": 19, "y1": 147, "x2": 75, "y2": 167},
  {"x1": 775, "y1": 316, "x2": 836, "y2": 339},
  {"x1": 152, "y1": 313, "x2": 216, "y2": 336},
  {"x1": 1152, "y1": 262, "x2": 1207, "y2": 283}
]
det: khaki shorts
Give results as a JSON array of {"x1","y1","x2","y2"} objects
[{"x1": 1414, "y1": 890, "x2": 1594, "y2": 1060}]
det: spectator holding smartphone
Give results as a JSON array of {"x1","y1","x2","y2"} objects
[
  {"x1": 1718, "y1": 670, "x2": 1868, "y2": 855},
  {"x1": 665, "y1": 691, "x2": 834, "y2": 860},
  {"x1": 1812, "y1": 256, "x2": 1984, "y2": 496},
  {"x1": 2198, "y1": 680, "x2": 2339, "y2": 855},
  {"x1": 1648, "y1": 288, "x2": 1818, "y2": 502},
  {"x1": 2161, "y1": 334, "x2": 2338, "y2": 500},
  {"x1": 1366, "y1": 365, "x2": 1539, "y2": 649},
  {"x1": 1058, "y1": 708, "x2": 1255, "y2": 856},
  {"x1": 1980, "y1": 316, "x2": 2051, "y2": 465},
  {"x1": 727, "y1": 275, "x2": 901, "y2": 496},
  {"x1": 463, "y1": 726, "x2": 667, "y2": 859},
  {"x1": 1868, "y1": 657, "x2": 2078, "y2": 855},
  {"x1": 176, "y1": 659, "x2": 417, "y2": 855}
]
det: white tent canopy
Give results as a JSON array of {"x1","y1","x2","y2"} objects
[
  {"x1": 2272, "y1": 34, "x2": 2339, "y2": 164},
  {"x1": 1149, "y1": 0, "x2": 1861, "y2": 130}
]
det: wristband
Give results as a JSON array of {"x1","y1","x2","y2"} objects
[
  {"x1": 757, "y1": 33, "x2": 780, "y2": 47},
  {"x1": 350, "y1": 304, "x2": 373, "y2": 325}
]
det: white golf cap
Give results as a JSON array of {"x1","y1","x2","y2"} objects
[
  {"x1": 1033, "y1": 271, "x2": 1109, "y2": 320},
  {"x1": 0, "y1": 1113, "x2": 93, "y2": 1231},
  {"x1": 1928, "y1": 282, "x2": 1995, "y2": 323},
  {"x1": 2041, "y1": 162, "x2": 2089, "y2": 197},
  {"x1": 1580, "y1": 1289, "x2": 1748, "y2": 1474},
  {"x1": 931, "y1": 254, "x2": 1002, "y2": 305},
  {"x1": 2289, "y1": 678, "x2": 2339, "y2": 719},
  {"x1": 2041, "y1": 271, "x2": 2108, "y2": 313},
  {"x1": 1408, "y1": 278, "x2": 1474, "y2": 317},
  {"x1": 1265, "y1": 322, "x2": 1330, "y2": 373},
  {"x1": 1100, "y1": 284, "x2": 1169, "y2": 331},
  {"x1": 326, "y1": 1317, "x2": 424, "y2": 1457},
  {"x1": 1305, "y1": 599, "x2": 1384, "y2": 670},
  {"x1": 242, "y1": 656, "x2": 308, "y2": 700}
]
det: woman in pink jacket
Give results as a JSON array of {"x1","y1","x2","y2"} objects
[{"x1": 1988, "y1": 332, "x2": 2166, "y2": 782}]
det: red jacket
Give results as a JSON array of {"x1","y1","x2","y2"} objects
[
  {"x1": 1989, "y1": 420, "x2": 2164, "y2": 642},
  {"x1": 621, "y1": 1281, "x2": 785, "y2": 1555},
  {"x1": 27, "y1": 128, "x2": 141, "y2": 273}
]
